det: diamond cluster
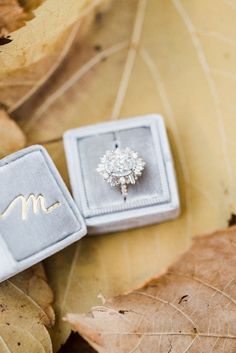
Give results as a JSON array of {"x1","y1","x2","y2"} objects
[{"x1": 96, "y1": 147, "x2": 145, "y2": 197}]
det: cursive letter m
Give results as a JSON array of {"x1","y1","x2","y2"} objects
[{"x1": 0, "y1": 194, "x2": 61, "y2": 221}]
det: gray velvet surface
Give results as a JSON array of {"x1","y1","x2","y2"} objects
[
  {"x1": 78, "y1": 126, "x2": 169, "y2": 216},
  {"x1": 0, "y1": 149, "x2": 81, "y2": 261}
]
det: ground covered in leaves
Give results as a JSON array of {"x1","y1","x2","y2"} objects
[{"x1": 1, "y1": 0, "x2": 236, "y2": 352}]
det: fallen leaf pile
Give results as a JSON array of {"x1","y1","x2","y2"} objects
[
  {"x1": 0, "y1": 264, "x2": 54, "y2": 352},
  {"x1": 66, "y1": 227, "x2": 236, "y2": 353},
  {"x1": 1, "y1": 0, "x2": 236, "y2": 351},
  {"x1": 11, "y1": 0, "x2": 236, "y2": 349}
]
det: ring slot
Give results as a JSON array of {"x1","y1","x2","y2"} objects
[{"x1": 113, "y1": 131, "x2": 120, "y2": 149}]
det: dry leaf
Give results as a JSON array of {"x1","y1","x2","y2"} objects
[
  {"x1": 0, "y1": 0, "x2": 29, "y2": 38},
  {"x1": 0, "y1": 0, "x2": 45, "y2": 38},
  {"x1": 8, "y1": 0, "x2": 236, "y2": 350},
  {"x1": 0, "y1": 265, "x2": 54, "y2": 353},
  {"x1": 0, "y1": 110, "x2": 26, "y2": 157},
  {"x1": 66, "y1": 227, "x2": 236, "y2": 353},
  {"x1": 0, "y1": 0, "x2": 111, "y2": 112}
]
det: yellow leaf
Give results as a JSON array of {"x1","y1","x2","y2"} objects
[
  {"x1": 0, "y1": 0, "x2": 111, "y2": 111},
  {"x1": 10, "y1": 264, "x2": 55, "y2": 325},
  {"x1": 0, "y1": 265, "x2": 54, "y2": 353}
]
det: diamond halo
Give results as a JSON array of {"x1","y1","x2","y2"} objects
[{"x1": 96, "y1": 147, "x2": 145, "y2": 197}]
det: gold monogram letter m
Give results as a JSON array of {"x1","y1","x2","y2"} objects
[{"x1": 0, "y1": 194, "x2": 61, "y2": 221}]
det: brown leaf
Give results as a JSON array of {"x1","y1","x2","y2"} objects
[
  {"x1": 66, "y1": 227, "x2": 236, "y2": 353},
  {"x1": 0, "y1": 0, "x2": 29, "y2": 38},
  {"x1": 18, "y1": 0, "x2": 44, "y2": 12},
  {"x1": 0, "y1": 110, "x2": 26, "y2": 157}
]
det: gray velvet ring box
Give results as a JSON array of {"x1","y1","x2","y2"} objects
[
  {"x1": 0, "y1": 145, "x2": 86, "y2": 283},
  {"x1": 64, "y1": 114, "x2": 180, "y2": 234}
]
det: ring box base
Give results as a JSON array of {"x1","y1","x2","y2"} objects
[{"x1": 64, "y1": 115, "x2": 180, "y2": 234}]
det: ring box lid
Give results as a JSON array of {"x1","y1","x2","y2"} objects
[{"x1": 0, "y1": 145, "x2": 87, "y2": 282}]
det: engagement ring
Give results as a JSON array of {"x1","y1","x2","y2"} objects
[{"x1": 96, "y1": 147, "x2": 145, "y2": 197}]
